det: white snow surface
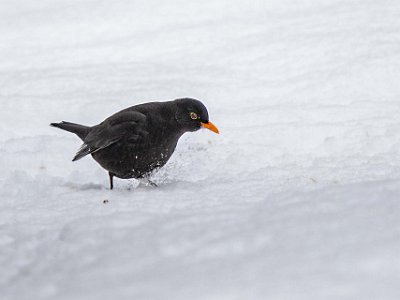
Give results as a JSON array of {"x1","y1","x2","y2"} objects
[{"x1": 1, "y1": 0, "x2": 400, "y2": 299}]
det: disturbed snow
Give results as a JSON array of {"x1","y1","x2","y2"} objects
[{"x1": 1, "y1": 0, "x2": 400, "y2": 299}]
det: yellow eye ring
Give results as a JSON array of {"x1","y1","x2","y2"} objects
[{"x1": 190, "y1": 112, "x2": 198, "y2": 120}]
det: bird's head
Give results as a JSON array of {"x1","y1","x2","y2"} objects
[{"x1": 174, "y1": 98, "x2": 219, "y2": 134}]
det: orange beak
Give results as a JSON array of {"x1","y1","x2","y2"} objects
[{"x1": 201, "y1": 121, "x2": 219, "y2": 134}]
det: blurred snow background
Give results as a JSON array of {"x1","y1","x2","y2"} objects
[{"x1": 1, "y1": 0, "x2": 400, "y2": 299}]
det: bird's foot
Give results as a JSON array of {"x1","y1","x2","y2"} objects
[{"x1": 146, "y1": 179, "x2": 158, "y2": 187}]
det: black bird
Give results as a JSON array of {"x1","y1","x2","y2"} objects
[{"x1": 50, "y1": 98, "x2": 219, "y2": 189}]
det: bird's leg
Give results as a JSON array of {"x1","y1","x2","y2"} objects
[{"x1": 109, "y1": 172, "x2": 114, "y2": 190}]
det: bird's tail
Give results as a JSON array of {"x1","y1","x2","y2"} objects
[{"x1": 50, "y1": 121, "x2": 90, "y2": 141}]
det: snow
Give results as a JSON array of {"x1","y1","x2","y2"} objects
[{"x1": 1, "y1": 0, "x2": 400, "y2": 299}]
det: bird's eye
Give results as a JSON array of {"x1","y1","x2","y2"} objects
[{"x1": 190, "y1": 112, "x2": 198, "y2": 120}]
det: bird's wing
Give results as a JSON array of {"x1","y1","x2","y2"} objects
[{"x1": 72, "y1": 110, "x2": 148, "y2": 161}]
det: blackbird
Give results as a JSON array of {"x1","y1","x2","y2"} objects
[{"x1": 50, "y1": 98, "x2": 219, "y2": 189}]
